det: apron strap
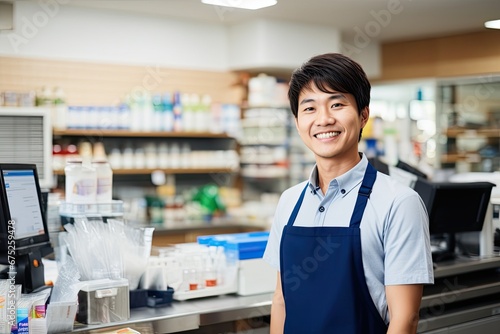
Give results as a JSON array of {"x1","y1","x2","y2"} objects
[
  {"x1": 349, "y1": 163, "x2": 377, "y2": 228},
  {"x1": 286, "y1": 184, "x2": 309, "y2": 227}
]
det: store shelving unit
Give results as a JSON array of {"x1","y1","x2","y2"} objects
[
  {"x1": 238, "y1": 105, "x2": 313, "y2": 200},
  {"x1": 53, "y1": 129, "x2": 232, "y2": 139},
  {"x1": 437, "y1": 82, "x2": 500, "y2": 172},
  {"x1": 53, "y1": 167, "x2": 235, "y2": 175},
  {"x1": 52, "y1": 129, "x2": 241, "y2": 199},
  {"x1": 238, "y1": 106, "x2": 291, "y2": 200},
  {"x1": 52, "y1": 130, "x2": 239, "y2": 173}
]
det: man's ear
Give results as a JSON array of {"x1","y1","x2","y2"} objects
[{"x1": 360, "y1": 107, "x2": 370, "y2": 127}]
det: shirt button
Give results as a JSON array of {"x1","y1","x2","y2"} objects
[
  {"x1": 341, "y1": 189, "x2": 346, "y2": 194},
  {"x1": 319, "y1": 206, "x2": 325, "y2": 212}
]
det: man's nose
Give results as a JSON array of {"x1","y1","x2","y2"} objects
[{"x1": 315, "y1": 107, "x2": 334, "y2": 126}]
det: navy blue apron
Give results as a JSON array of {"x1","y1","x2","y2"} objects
[{"x1": 279, "y1": 163, "x2": 387, "y2": 333}]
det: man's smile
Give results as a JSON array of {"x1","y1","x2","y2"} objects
[{"x1": 315, "y1": 131, "x2": 341, "y2": 139}]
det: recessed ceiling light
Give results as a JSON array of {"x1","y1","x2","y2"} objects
[
  {"x1": 484, "y1": 19, "x2": 500, "y2": 29},
  {"x1": 201, "y1": 0, "x2": 277, "y2": 10}
]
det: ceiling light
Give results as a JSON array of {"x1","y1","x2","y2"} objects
[
  {"x1": 484, "y1": 19, "x2": 500, "y2": 29},
  {"x1": 201, "y1": 0, "x2": 277, "y2": 10}
]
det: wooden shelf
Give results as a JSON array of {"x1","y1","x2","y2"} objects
[
  {"x1": 445, "y1": 127, "x2": 500, "y2": 138},
  {"x1": 52, "y1": 129, "x2": 233, "y2": 139},
  {"x1": 241, "y1": 104, "x2": 289, "y2": 110},
  {"x1": 53, "y1": 167, "x2": 238, "y2": 176},
  {"x1": 440, "y1": 152, "x2": 481, "y2": 164}
]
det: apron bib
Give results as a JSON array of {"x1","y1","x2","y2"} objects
[{"x1": 279, "y1": 163, "x2": 387, "y2": 333}]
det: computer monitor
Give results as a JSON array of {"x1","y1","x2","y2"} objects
[
  {"x1": 413, "y1": 178, "x2": 495, "y2": 262},
  {"x1": 396, "y1": 160, "x2": 428, "y2": 179},
  {"x1": 0, "y1": 163, "x2": 52, "y2": 293}
]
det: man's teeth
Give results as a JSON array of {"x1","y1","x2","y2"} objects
[{"x1": 316, "y1": 132, "x2": 340, "y2": 139}]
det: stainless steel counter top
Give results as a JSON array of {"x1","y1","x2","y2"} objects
[
  {"x1": 70, "y1": 257, "x2": 500, "y2": 333},
  {"x1": 72, "y1": 292, "x2": 273, "y2": 333}
]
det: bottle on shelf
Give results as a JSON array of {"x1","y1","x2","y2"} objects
[
  {"x1": 152, "y1": 93, "x2": 163, "y2": 132},
  {"x1": 173, "y1": 91, "x2": 183, "y2": 132},
  {"x1": 182, "y1": 93, "x2": 194, "y2": 132},
  {"x1": 199, "y1": 94, "x2": 212, "y2": 133},
  {"x1": 92, "y1": 160, "x2": 113, "y2": 204},
  {"x1": 53, "y1": 86, "x2": 67, "y2": 130},
  {"x1": 64, "y1": 160, "x2": 97, "y2": 204},
  {"x1": 162, "y1": 92, "x2": 174, "y2": 132}
]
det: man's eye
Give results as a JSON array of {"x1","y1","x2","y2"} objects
[
  {"x1": 331, "y1": 103, "x2": 342, "y2": 108},
  {"x1": 303, "y1": 107, "x2": 314, "y2": 112}
]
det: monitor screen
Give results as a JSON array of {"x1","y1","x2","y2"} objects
[
  {"x1": 0, "y1": 163, "x2": 50, "y2": 262},
  {"x1": 3, "y1": 170, "x2": 46, "y2": 240},
  {"x1": 413, "y1": 179, "x2": 494, "y2": 235}
]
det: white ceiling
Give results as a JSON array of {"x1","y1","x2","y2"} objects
[{"x1": 65, "y1": 0, "x2": 500, "y2": 42}]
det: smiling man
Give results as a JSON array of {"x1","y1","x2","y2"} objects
[{"x1": 263, "y1": 53, "x2": 434, "y2": 334}]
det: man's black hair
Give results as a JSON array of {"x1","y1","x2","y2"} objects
[{"x1": 288, "y1": 53, "x2": 371, "y2": 119}]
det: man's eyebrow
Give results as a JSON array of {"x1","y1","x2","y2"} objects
[
  {"x1": 299, "y1": 93, "x2": 348, "y2": 106},
  {"x1": 299, "y1": 98, "x2": 314, "y2": 105}
]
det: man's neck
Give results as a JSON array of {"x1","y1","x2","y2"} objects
[{"x1": 316, "y1": 153, "x2": 361, "y2": 194}]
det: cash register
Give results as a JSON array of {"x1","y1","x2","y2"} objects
[{"x1": 0, "y1": 163, "x2": 53, "y2": 293}]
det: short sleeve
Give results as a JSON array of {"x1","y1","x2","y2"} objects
[
  {"x1": 383, "y1": 192, "x2": 434, "y2": 285},
  {"x1": 263, "y1": 196, "x2": 285, "y2": 271}
]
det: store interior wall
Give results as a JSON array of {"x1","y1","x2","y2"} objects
[
  {"x1": 0, "y1": 1, "x2": 357, "y2": 74},
  {"x1": 0, "y1": 1, "x2": 229, "y2": 70},
  {"x1": 379, "y1": 30, "x2": 500, "y2": 81}
]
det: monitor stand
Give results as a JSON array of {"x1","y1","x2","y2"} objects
[
  {"x1": 432, "y1": 233, "x2": 457, "y2": 263},
  {"x1": 0, "y1": 250, "x2": 47, "y2": 293}
]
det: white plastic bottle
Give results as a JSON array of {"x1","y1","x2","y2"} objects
[
  {"x1": 53, "y1": 86, "x2": 67, "y2": 130},
  {"x1": 64, "y1": 160, "x2": 97, "y2": 204},
  {"x1": 64, "y1": 160, "x2": 81, "y2": 203},
  {"x1": 93, "y1": 161, "x2": 113, "y2": 204}
]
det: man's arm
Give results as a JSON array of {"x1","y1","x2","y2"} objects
[
  {"x1": 386, "y1": 284, "x2": 423, "y2": 334},
  {"x1": 270, "y1": 272, "x2": 285, "y2": 334}
]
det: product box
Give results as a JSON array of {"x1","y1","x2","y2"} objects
[
  {"x1": 197, "y1": 232, "x2": 275, "y2": 296},
  {"x1": 77, "y1": 278, "x2": 130, "y2": 325},
  {"x1": 224, "y1": 234, "x2": 269, "y2": 260},
  {"x1": 238, "y1": 258, "x2": 275, "y2": 296}
]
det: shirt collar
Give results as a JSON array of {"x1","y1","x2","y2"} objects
[{"x1": 307, "y1": 153, "x2": 369, "y2": 196}]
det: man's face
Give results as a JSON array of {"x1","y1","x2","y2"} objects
[{"x1": 295, "y1": 83, "x2": 369, "y2": 163}]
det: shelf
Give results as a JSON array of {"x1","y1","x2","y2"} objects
[
  {"x1": 241, "y1": 104, "x2": 289, "y2": 110},
  {"x1": 240, "y1": 159, "x2": 288, "y2": 165},
  {"x1": 445, "y1": 127, "x2": 500, "y2": 138},
  {"x1": 241, "y1": 167, "x2": 289, "y2": 179},
  {"x1": 53, "y1": 129, "x2": 233, "y2": 139},
  {"x1": 54, "y1": 167, "x2": 238, "y2": 176},
  {"x1": 441, "y1": 153, "x2": 481, "y2": 163}
]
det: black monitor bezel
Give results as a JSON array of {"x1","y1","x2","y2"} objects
[
  {"x1": 396, "y1": 160, "x2": 428, "y2": 179},
  {"x1": 414, "y1": 179, "x2": 495, "y2": 235},
  {"x1": 0, "y1": 163, "x2": 51, "y2": 264}
]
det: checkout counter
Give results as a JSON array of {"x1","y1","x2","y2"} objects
[
  {"x1": 62, "y1": 256, "x2": 500, "y2": 334},
  {"x1": 63, "y1": 256, "x2": 500, "y2": 334}
]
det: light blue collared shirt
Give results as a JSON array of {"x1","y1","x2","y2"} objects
[{"x1": 263, "y1": 154, "x2": 434, "y2": 323}]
